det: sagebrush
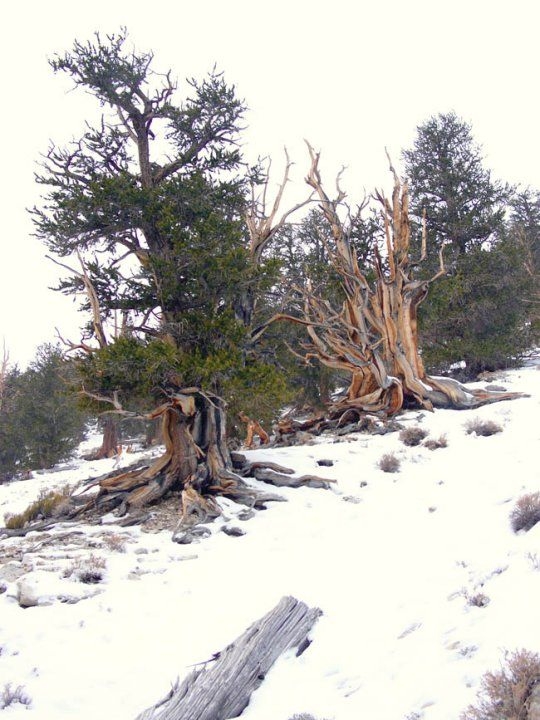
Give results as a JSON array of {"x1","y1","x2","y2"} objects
[
  {"x1": 378, "y1": 453, "x2": 401, "y2": 473},
  {"x1": 461, "y1": 648, "x2": 540, "y2": 719},
  {"x1": 510, "y1": 492, "x2": 540, "y2": 533},
  {"x1": 465, "y1": 418, "x2": 502, "y2": 437},
  {"x1": 0, "y1": 683, "x2": 31, "y2": 710},
  {"x1": 399, "y1": 426, "x2": 429, "y2": 446}
]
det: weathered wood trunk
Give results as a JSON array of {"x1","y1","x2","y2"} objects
[
  {"x1": 87, "y1": 416, "x2": 120, "y2": 460},
  {"x1": 278, "y1": 146, "x2": 527, "y2": 419},
  {"x1": 69, "y1": 389, "x2": 333, "y2": 534},
  {"x1": 134, "y1": 596, "x2": 322, "y2": 720}
]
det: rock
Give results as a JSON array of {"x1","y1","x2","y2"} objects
[
  {"x1": 221, "y1": 526, "x2": 245, "y2": 537},
  {"x1": 16, "y1": 570, "x2": 102, "y2": 608},
  {"x1": 237, "y1": 509, "x2": 255, "y2": 521},
  {"x1": 0, "y1": 562, "x2": 28, "y2": 583},
  {"x1": 316, "y1": 459, "x2": 334, "y2": 467},
  {"x1": 172, "y1": 526, "x2": 212, "y2": 545}
]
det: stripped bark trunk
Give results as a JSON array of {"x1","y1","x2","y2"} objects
[
  {"x1": 134, "y1": 596, "x2": 322, "y2": 720},
  {"x1": 275, "y1": 146, "x2": 527, "y2": 419},
  {"x1": 69, "y1": 389, "x2": 333, "y2": 535}
]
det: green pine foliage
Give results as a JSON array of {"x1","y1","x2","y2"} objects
[
  {"x1": 31, "y1": 30, "x2": 293, "y2": 433},
  {"x1": 403, "y1": 112, "x2": 534, "y2": 376},
  {"x1": 0, "y1": 346, "x2": 88, "y2": 481}
]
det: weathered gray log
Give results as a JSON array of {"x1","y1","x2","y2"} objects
[
  {"x1": 251, "y1": 468, "x2": 335, "y2": 489},
  {"x1": 244, "y1": 461, "x2": 296, "y2": 475},
  {"x1": 134, "y1": 595, "x2": 322, "y2": 720}
]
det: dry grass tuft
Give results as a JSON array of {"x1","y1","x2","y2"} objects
[
  {"x1": 378, "y1": 453, "x2": 401, "y2": 473},
  {"x1": 102, "y1": 533, "x2": 128, "y2": 553},
  {"x1": 423, "y1": 434, "x2": 448, "y2": 450},
  {"x1": 461, "y1": 649, "x2": 540, "y2": 719},
  {"x1": 399, "y1": 426, "x2": 429, "y2": 446},
  {"x1": 3, "y1": 486, "x2": 71, "y2": 529},
  {"x1": 63, "y1": 554, "x2": 107, "y2": 584},
  {"x1": 510, "y1": 492, "x2": 540, "y2": 533},
  {"x1": 464, "y1": 418, "x2": 502, "y2": 437}
]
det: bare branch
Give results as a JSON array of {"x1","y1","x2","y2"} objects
[{"x1": 245, "y1": 149, "x2": 313, "y2": 265}]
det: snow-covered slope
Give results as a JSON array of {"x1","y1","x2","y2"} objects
[{"x1": 0, "y1": 358, "x2": 539, "y2": 720}]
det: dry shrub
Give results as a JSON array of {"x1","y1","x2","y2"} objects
[
  {"x1": 465, "y1": 591, "x2": 490, "y2": 608},
  {"x1": 423, "y1": 434, "x2": 448, "y2": 450},
  {"x1": 0, "y1": 683, "x2": 31, "y2": 709},
  {"x1": 102, "y1": 532, "x2": 127, "y2": 552},
  {"x1": 378, "y1": 453, "x2": 401, "y2": 473},
  {"x1": 461, "y1": 649, "x2": 540, "y2": 720},
  {"x1": 399, "y1": 426, "x2": 429, "y2": 446},
  {"x1": 464, "y1": 418, "x2": 502, "y2": 437},
  {"x1": 63, "y1": 554, "x2": 107, "y2": 584},
  {"x1": 3, "y1": 486, "x2": 71, "y2": 529},
  {"x1": 510, "y1": 492, "x2": 540, "y2": 533}
]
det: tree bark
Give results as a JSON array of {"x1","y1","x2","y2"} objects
[
  {"x1": 70, "y1": 389, "x2": 332, "y2": 534},
  {"x1": 87, "y1": 416, "x2": 120, "y2": 460},
  {"x1": 278, "y1": 146, "x2": 527, "y2": 418},
  {"x1": 134, "y1": 595, "x2": 322, "y2": 720}
]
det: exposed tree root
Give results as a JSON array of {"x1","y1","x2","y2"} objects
[{"x1": 0, "y1": 389, "x2": 333, "y2": 540}]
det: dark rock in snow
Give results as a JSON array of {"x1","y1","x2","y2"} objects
[{"x1": 221, "y1": 526, "x2": 245, "y2": 537}]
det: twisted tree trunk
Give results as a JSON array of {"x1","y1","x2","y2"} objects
[
  {"x1": 273, "y1": 147, "x2": 526, "y2": 424},
  {"x1": 72, "y1": 389, "x2": 333, "y2": 536}
]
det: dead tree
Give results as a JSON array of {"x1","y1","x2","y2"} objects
[{"x1": 275, "y1": 146, "x2": 525, "y2": 422}]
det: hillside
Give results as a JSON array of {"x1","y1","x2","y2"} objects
[{"x1": 0, "y1": 355, "x2": 539, "y2": 720}]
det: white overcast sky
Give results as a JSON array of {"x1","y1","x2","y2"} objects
[{"x1": 2, "y1": 0, "x2": 539, "y2": 366}]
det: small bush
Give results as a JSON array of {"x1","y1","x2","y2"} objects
[
  {"x1": 465, "y1": 591, "x2": 490, "y2": 608},
  {"x1": 378, "y1": 453, "x2": 401, "y2": 473},
  {"x1": 399, "y1": 426, "x2": 429, "y2": 446},
  {"x1": 461, "y1": 649, "x2": 540, "y2": 719},
  {"x1": 63, "y1": 554, "x2": 107, "y2": 584},
  {"x1": 510, "y1": 492, "x2": 540, "y2": 533},
  {"x1": 102, "y1": 533, "x2": 127, "y2": 553},
  {"x1": 464, "y1": 418, "x2": 502, "y2": 437},
  {"x1": 3, "y1": 486, "x2": 71, "y2": 529},
  {"x1": 0, "y1": 683, "x2": 31, "y2": 709},
  {"x1": 423, "y1": 434, "x2": 448, "y2": 450}
]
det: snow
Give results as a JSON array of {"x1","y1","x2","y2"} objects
[{"x1": 0, "y1": 359, "x2": 539, "y2": 719}]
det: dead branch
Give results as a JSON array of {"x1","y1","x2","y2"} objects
[{"x1": 246, "y1": 149, "x2": 313, "y2": 265}]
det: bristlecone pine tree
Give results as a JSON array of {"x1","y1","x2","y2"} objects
[
  {"x1": 274, "y1": 145, "x2": 525, "y2": 432},
  {"x1": 26, "y1": 30, "x2": 322, "y2": 537}
]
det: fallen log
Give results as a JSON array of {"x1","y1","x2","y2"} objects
[
  {"x1": 134, "y1": 595, "x2": 322, "y2": 720},
  {"x1": 251, "y1": 468, "x2": 335, "y2": 489}
]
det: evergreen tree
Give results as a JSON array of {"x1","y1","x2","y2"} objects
[
  {"x1": 0, "y1": 345, "x2": 88, "y2": 480},
  {"x1": 30, "y1": 30, "x2": 295, "y2": 519},
  {"x1": 403, "y1": 111, "x2": 509, "y2": 261},
  {"x1": 32, "y1": 30, "x2": 288, "y2": 424},
  {"x1": 402, "y1": 112, "x2": 531, "y2": 375}
]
